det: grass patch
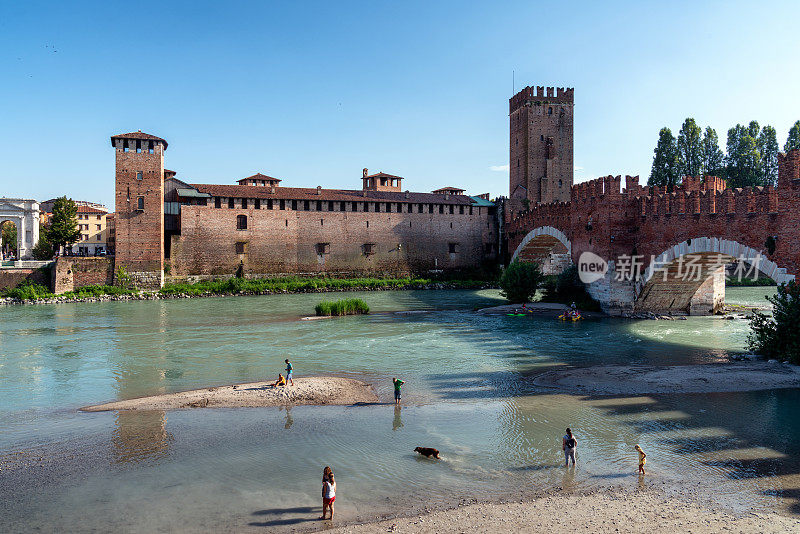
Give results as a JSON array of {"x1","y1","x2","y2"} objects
[
  {"x1": 59, "y1": 285, "x2": 138, "y2": 299},
  {"x1": 726, "y1": 276, "x2": 777, "y2": 287},
  {"x1": 315, "y1": 298, "x2": 370, "y2": 316},
  {"x1": 159, "y1": 276, "x2": 489, "y2": 296}
]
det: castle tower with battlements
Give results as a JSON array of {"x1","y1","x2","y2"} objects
[
  {"x1": 111, "y1": 130, "x2": 166, "y2": 289},
  {"x1": 509, "y1": 86, "x2": 574, "y2": 205}
]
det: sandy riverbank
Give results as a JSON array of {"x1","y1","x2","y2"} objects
[
  {"x1": 328, "y1": 487, "x2": 800, "y2": 533},
  {"x1": 533, "y1": 361, "x2": 800, "y2": 395},
  {"x1": 81, "y1": 376, "x2": 378, "y2": 412}
]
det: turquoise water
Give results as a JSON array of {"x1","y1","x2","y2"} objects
[{"x1": 1, "y1": 286, "x2": 798, "y2": 532}]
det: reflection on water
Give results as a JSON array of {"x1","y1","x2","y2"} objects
[
  {"x1": 112, "y1": 410, "x2": 173, "y2": 464},
  {"x1": 1, "y1": 287, "x2": 800, "y2": 532}
]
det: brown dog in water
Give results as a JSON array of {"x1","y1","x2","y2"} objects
[{"x1": 414, "y1": 447, "x2": 440, "y2": 459}]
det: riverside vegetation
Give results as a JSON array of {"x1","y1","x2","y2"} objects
[
  {"x1": 315, "y1": 298, "x2": 370, "y2": 316},
  {"x1": 1, "y1": 275, "x2": 494, "y2": 304},
  {"x1": 747, "y1": 280, "x2": 800, "y2": 364}
]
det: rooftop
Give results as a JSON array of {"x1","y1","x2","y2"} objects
[{"x1": 110, "y1": 130, "x2": 168, "y2": 150}]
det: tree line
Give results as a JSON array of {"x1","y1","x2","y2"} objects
[{"x1": 649, "y1": 119, "x2": 800, "y2": 190}]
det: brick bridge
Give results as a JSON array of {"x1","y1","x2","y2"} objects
[{"x1": 505, "y1": 150, "x2": 800, "y2": 315}]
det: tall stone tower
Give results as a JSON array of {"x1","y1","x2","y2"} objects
[
  {"x1": 111, "y1": 131, "x2": 166, "y2": 289},
  {"x1": 509, "y1": 86, "x2": 574, "y2": 205}
]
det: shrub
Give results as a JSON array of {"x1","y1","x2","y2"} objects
[
  {"x1": 747, "y1": 280, "x2": 800, "y2": 363},
  {"x1": 115, "y1": 266, "x2": 133, "y2": 289},
  {"x1": 3, "y1": 280, "x2": 53, "y2": 300},
  {"x1": 59, "y1": 285, "x2": 138, "y2": 299},
  {"x1": 32, "y1": 237, "x2": 55, "y2": 261},
  {"x1": 499, "y1": 261, "x2": 543, "y2": 303},
  {"x1": 315, "y1": 298, "x2": 370, "y2": 316}
]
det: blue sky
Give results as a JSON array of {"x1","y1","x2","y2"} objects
[{"x1": 1, "y1": 1, "x2": 799, "y2": 209}]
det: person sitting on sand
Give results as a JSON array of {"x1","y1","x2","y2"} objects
[
  {"x1": 285, "y1": 359, "x2": 294, "y2": 386},
  {"x1": 635, "y1": 444, "x2": 646, "y2": 475},
  {"x1": 393, "y1": 378, "x2": 405, "y2": 405},
  {"x1": 320, "y1": 471, "x2": 336, "y2": 520},
  {"x1": 272, "y1": 373, "x2": 286, "y2": 387},
  {"x1": 563, "y1": 427, "x2": 577, "y2": 466}
]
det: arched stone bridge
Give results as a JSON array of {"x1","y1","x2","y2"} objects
[{"x1": 505, "y1": 151, "x2": 800, "y2": 315}]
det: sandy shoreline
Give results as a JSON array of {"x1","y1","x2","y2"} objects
[
  {"x1": 81, "y1": 376, "x2": 378, "y2": 412},
  {"x1": 327, "y1": 487, "x2": 800, "y2": 533},
  {"x1": 533, "y1": 361, "x2": 800, "y2": 395}
]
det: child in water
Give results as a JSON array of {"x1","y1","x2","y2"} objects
[{"x1": 635, "y1": 444, "x2": 646, "y2": 475}]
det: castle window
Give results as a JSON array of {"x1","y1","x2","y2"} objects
[
  {"x1": 352, "y1": 201, "x2": 358, "y2": 211},
  {"x1": 375, "y1": 203, "x2": 381, "y2": 213},
  {"x1": 303, "y1": 200, "x2": 310, "y2": 211},
  {"x1": 459, "y1": 205, "x2": 464, "y2": 215},
  {"x1": 316, "y1": 242, "x2": 330, "y2": 255},
  {"x1": 242, "y1": 198, "x2": 248, "y2": 209},
  {"x1": 328, "y1": 201, "x2": 334, "y2": 211},
  {"x1": 397, "y1": 203, "x2": 403, "y2": 213},
  {"x1": 449, "y1": 205, "x2": 454, "y2": 214},
  {"x1": 449, "y1": 243, "x2": 460, "y2": 254},
  {"x1": 517, "y1": 159, "x2": 520, "y2": 168},
  {"x1": 340, "y1": 201, "x2": 346, "y2": 211},
  {"x1": 469, "y1": 206, "x2": 473, "y2": 215},
  {"x1": 136, "y1": 171, "x2": 143, "y2": 180},
  {"x1": 148, "y1": 141, "x2": 154, "y2": 154},
  {"x1": 363, "y1": 243, "x2": 375, "y2": 256},
  {"x1": 364, "y1": 202, "x2": 369, "y2": 212},
  {"x1": 316, "y1": 200, "x2": 322, "y2": 211},
  {"x1": 136, "y1": 140, "x2": 141, "y2": 153},
  {"x1": 267, "y1": 199, "x2": 273, "y2": 209},
  {"x1": 438, "y1": 205, "x2": 444, "y2": 214},
  {"x1": 215, "y1": 197, "x2": 221, "y2": 208},
  {"x1": 254, "y1": 199, "x2": 260, "y2": 209},
  {"x1": 548, "y1": 107, "x2": 553, "y2": 115},
  {"x1": 236, "y1": 214, "x2": 247, "y2": 230},
  {"x1": 291, "y1": 200, "x2": 297, "y2": 210},
  {"x1": 123, "y1": 140, "x2": 129, "y2": 152},
  {"x1": 235, "y1": 241, "x2": 247, "y2": 254},
  {"x1": 280, "y1": 199, "x2": 286, "y2": 210},
  {"x1": 418, "y1": 203, "x2": 423, "y2": 213},
  {"x1": 228, "y1": 198, "x2": 235, "y2": 209},
  {"x1": 559, "y1": 180, "x2": 563, "y2": 188},
  {"x1": 136, "y1": 196, "x2": 144, "y2": 211}
]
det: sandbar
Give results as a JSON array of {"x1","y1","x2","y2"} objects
[
  {"x1": 81, "y1": 376, "x2": 378, "y2": 412},
  {"x1": 329, "y1": 487, "x2": 799, "y2": 533},
  {"x1": 533, "y1": 361, "x2": 800, "y2": 395}
]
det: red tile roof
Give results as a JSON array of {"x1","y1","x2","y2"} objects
[
  {"x1": 432, "y1": 187, "x2": 466, "y2": 194},
  {"x1": 110, "y1": 131, "x2": 168, "y2": 149},
  {"x1": 365, "y1": 172, "x2": 403, "y2": 180},
  {"x1": 237, "y1": 173, "x2": 282, "y2": 184},
  {"x1": 191, "y1": 184, "x2": 477, "y2": 205},
  {"x1": 76, "y1": 205, "x2": 108, "y2": 214}
]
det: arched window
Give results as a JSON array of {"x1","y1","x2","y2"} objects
[{"x1": 236, "y1": 214, "x2": 247, "y2": 230}]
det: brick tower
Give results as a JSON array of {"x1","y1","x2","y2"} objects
[
  {"x1": 509, "y1": 86, "x2": 574, "y2": 205},
  {"x1": 111, "y1": 131, "x2": 166, "y2": 289}
]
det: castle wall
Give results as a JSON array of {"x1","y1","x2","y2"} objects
[
  {"x1": 170, "y1": 203, "x2": 497, "y2": 277},
  {"x1": 52, "y1": 257, "x2": 115, "y2": 294}
]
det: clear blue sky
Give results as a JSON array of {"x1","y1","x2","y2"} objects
[{"x1": 1, "y1": 1, "x2": 799, "y2": 209}]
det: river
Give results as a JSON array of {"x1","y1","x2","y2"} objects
[{"x1": 1, "y1": 286, "x2": 798, "y2": 532}]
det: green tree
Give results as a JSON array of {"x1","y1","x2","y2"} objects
[
  {"x1": 1, "y1": 220, "x2": 18, "y2": 257},
  {"x1": 648, "y1": 127, "x2": 680, "y2": 190},
  {"x1": 725, "y1": 124, "x2": 762, "y2": 187},
  {"x1": 758, "y1": 125, "x2": 780, "y2": 185},
  {"x1": 31, "y1": 223, "x2": 55, "y2": 261},
  {"x1": 45, "y1": 197, "x2": 81, "y2": 253},
  {"x1": 676, "y1": 118, "x2": 703, "y2": 177},
  {"x1": 499, "y1": 261, "x2": 544, "y2": 303},
  {"x1": 748, "y1": 280, "x2": 800, "y2": 364},
  {"x1": 700, "y1": 126, "x2": 725, "y2": 177},
  {"x1": 785, "y1": 120, "x2": 800, "y2": 152}
]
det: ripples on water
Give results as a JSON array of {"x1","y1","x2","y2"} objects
[{"x1": 1, "y1": 287, "x2": 799, "y2": 531}]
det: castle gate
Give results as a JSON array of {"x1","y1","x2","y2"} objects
[{"x1": 0, "y1": 198, "x2": 40, "y2": 261}]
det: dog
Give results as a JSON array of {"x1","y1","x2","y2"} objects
[{"x1": 414, "y1": 446, "x2": 440, "y2": 459}]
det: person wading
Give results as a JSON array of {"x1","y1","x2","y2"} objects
[
  {"x1": 320, "y1": 469, "x2": 336, "y2": 520},
  {"x1": 563, "y1": 427, "x2": 577, "y2": 466},
  {"x1": 392, "y1": 378, "x2": 404, "y2": 405}
]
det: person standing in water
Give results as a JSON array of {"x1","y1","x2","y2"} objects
[
  {"x1": 635, "y1": 445, "x2": 646, "y2": 475},
  {"x1": 320, "y1": 471, "x2": 336, "y2": 520},
  {"x1": 392, "y1": 378, "x2": 404, "y2": 405},
  {"x1": 562, "y1": 428, "x2": 577, "y2": 466},
  {"x1": 285, "y1": 359, "x2": 294, "y2": 386}
]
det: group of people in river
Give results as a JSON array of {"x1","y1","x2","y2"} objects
[{"x1": 562, "y1": 427, "x2": 646, "y2": 474}]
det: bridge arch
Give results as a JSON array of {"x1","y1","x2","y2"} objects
[
  {"x1": 635, "y1": 237, "x2": 794, "y2": 315},
  {"x1": 510, "y1": 226, "x2": 572, "y2": 275}
]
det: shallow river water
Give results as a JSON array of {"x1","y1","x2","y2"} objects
[{"x1": 1, "y1": 287, "x2": 798, "y2": 532}]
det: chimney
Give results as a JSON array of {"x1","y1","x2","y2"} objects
[
  {"x1": 316, "y1": 186, "x2": 322, "y2": 195},
  {"x1": 362, "y1": 168, "x2": 368, "y2": 178}
]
